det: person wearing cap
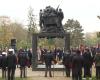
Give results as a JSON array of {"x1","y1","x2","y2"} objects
[
  {"x1": 7, "y1": 50, "x2": 17, "y2": 80},
  {"x1": 9, "y1": 48, "x2": 15, "y2": 54},
  {"x1": 2, "y1": 50, "x2": 7, "y2": 56}
]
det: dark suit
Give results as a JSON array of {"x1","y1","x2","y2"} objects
[
  {"x1": 94, "y1": 53, "x2": 100, "y2": 80},
  {"x1": 1, "y1": 54, "x2": 7, "y2": 78},
  {"x1": 18, "y1": 51, "x2": 27, "y2": 78},
  {"x1": 7, "y1": 53, "x2": 17, "y2": 80},
  {"x1": 28, "y1": 50, "x2": 32, "y2": 67},
  {"x1": 44, "y1": 52, "x2": 54, "y2": 77},
  {"x1": 62, "y1": 53, "x2": 71, "y2": 77},
  {"x1": 72, "y1": 51, "x2": 83, "y2": 80},
  {"x1": 83, "y1": 51, "x2": 93, "y2": 78}
]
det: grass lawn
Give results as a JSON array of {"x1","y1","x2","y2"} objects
[{"x1": 82, "y1": 77, "x2": 96, "y2": 80}]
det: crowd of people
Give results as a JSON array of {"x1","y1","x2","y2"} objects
[
  {"x1": 37, "y1": 46, "x2": 64, "y2": 64},
  {"x1": 0, "y1": 45, "x2": 100, "y2": 80},
  {"x1": 38, "y1": 46, "x2": 100, "y2": 80},
  {"x1": 0, "y1": 47, "x2": 32, "y2": 80}
]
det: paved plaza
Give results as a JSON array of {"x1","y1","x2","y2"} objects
[
  {"x1": 0, "y1": 68, "x2": 71, "y2": 80},
  {"x1": 0, "y1": 67, "x2": 96, "y2": 80}
]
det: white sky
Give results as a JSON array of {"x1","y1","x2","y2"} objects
[{"x1": 0, "y1": 0, "x2": 100, "y2": 33}]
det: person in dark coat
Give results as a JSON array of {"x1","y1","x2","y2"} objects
[
  {"x1": 40, "y1": 48, "x2": 45, "y2": 63},
  {"x1": 0, "y1": 50, "x2": 3, "y2": 77},
  {"x1": 58, "y1": 49, "x2": 63, "y2": 61},
  {"x1": 53, "y1": 48, "x2": 57, "y2": 60},
  {"x1": 7, "y1": 50, "x2": 17, "y2": 80},
  {"x1": 82, "y1": 49, "x2": 93, "y2": 78},
  {"x1": 44, "y1": 50, "x2": 56, "y2": 77},
  {"x1": 27, "y1": 49, "x2": 32, "y2": 68},
  {"x1": 1, "y1": 52, "x2": 7, "y2": 78},
  {"x1": 18, "y1": 49, "x2": 28, "y2": 78},
  {"x1": 91, "y1": 47, "x2": 96, "y2": 59},
  {"x1": 62, "y1": 51, "x2": 71, "y2": 77},
  {"x1": 94, "y1": 51, "x2": 100, "y2": 80},
  {"x1": 72, "y1": 50, "x2": 83, "y2": 80},
  {"x1": 0, "y1": 52, "x2": 2, "y2": 68}
]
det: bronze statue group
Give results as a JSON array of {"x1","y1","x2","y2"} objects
[{"x1": 39, "y1": 6, "x2": 64, "y2": 33}]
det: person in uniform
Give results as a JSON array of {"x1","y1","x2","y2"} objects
[{"x1": 7, "y1": 50, "x2": 17, "y2": 80}]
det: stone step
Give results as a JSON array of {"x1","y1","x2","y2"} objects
[
  {"x1": 33, "y1": 64, "x2": 65, "y2": 71},
  {"x1": 37, "y1": 64, "x2": 64, "y2": 68}
]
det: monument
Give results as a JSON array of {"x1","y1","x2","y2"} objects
[
  {"x1": 39, "y1": 6, "x2": 64, "y2": 33},
  {"x1": 32, "y1": 6, "x2": 70, "y2": 70}
]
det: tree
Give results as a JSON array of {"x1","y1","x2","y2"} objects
[
  {"x1": 64, "y1": 19, "x2": 84, "y2": 47},
  {"x1": 0, "y1": 16, "x2": 29, "y2": 49},
  {"x1": 27, "y1": 7, "x2": 37, "y2": 34},
  {"x1": 0, "y1": 16, "x2": 13, "y2": 48},
  {"x1": 27, "y1": 7, "x2": 37, "y2": 47},
  {"x1": 9, "y1": 23, "x2": 28, "y2": 49},
  {"x1": 84, "y1": 32, "x2": 99, "y2": 47}
]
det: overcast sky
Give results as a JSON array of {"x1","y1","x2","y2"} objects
[{"x1": 0, "y1": 0, "x2": 100, "y2": 33}]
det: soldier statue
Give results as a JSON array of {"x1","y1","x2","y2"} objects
[{"x1": 39, "y1": 6, "x2": 65, "y2": 33}]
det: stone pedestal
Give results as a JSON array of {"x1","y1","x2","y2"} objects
[{"x1": 32, "y1": 33, "x2": 70, "y2": 70}]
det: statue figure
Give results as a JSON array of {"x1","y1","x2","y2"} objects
[
  {"x1": 39, "y1": 6, "x2": 65, "y2": 33},
  {"x1": 39, "y1": 9, "x2": 44, "y2": 30}
]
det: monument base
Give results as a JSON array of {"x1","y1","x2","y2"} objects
[
  {"x1": 32, "y1": 32, "x2": 70, "y2": 71},
  {"x1": 32, "y1": 64, "x2": 65, "y2": 71}
]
